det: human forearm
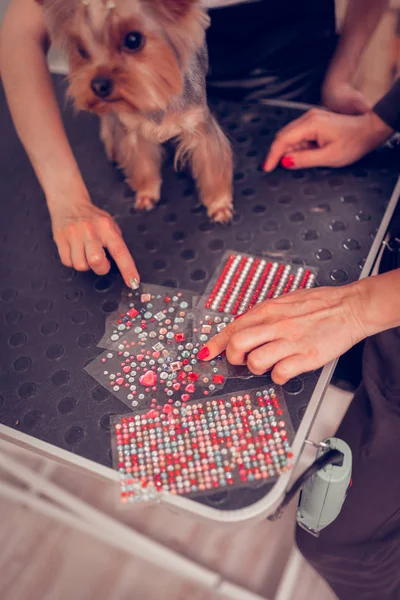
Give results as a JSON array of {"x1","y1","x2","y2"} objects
[
  {"x1": 0, "y1": 0, "x2": 139, "y2": 286},
  {"x1": 0, "y1": 0, "x2": 90, "y2": 210},
  {"x1": 355, "y1": 269, "x2": 400, "y2": 337},
  {"x1": 322, "y1": 0, "x2": 389, "y2": 114},
  {"x1": 325, "y1": 0, "x2": 389, "y2": 86}
]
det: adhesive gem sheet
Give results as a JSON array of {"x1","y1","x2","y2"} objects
[
  {"x1": 197, "y1": 251, "x2": 318, "y2": 316},
  {"x1": 111, "y1": 386, "x2": 294, "y2": 504},
  {"x1": 98, "y1": 285, "x2": 196, "y2": 351},
  {"x1": 112, "y1": 286, "x2": 196, "y2": 353},
  {"x1": 97, "y1": 286, "x2": 145, "y2": 349},
  {"x1": 86, "y1": 342, "x2": 228, "y2": 411}
]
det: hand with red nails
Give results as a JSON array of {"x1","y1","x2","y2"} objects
[
  {"x1": 199, "y1": 284, "x2": 369, "y2": 385},
  {"x1": 263, "y1": 108, "x2": 393, "y2": 173},
  {"x1": 50, "y1": 200, "x2": 140, "y2": 289}
]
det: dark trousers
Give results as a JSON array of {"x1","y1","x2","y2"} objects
[{"x1": 296, "y1": 327, "x2": 400, "y2": 599}]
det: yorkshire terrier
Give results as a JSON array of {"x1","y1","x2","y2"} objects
[{"x1": 37, "y1": 0, "x2": 234, "y2": 223}]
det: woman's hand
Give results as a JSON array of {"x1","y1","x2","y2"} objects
[
  {"x1": 50, "y1": 200, "x2": 140, "y2": 289},
  {"x1": 199, "y1": 284, "x2": 368, "y2": 385},
  {"x1": 263, "y1": 108, "x2": 393, "y2": 172}
]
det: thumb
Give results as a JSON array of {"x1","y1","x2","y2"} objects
[{"x1": 280, "y1": 146, "x2": 337, "y2": 169}]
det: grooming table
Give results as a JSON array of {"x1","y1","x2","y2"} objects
[{"x1": 0, "y1": 76, "x2": 399, "y2": 523}]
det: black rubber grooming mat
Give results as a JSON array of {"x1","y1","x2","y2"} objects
[{"x1": 1, "y1": 76, "x2": 399, "y2": 511}]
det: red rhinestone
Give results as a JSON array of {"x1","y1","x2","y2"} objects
[{"x1": 188, "y1": 372, "x2": 199, "y2": 382}]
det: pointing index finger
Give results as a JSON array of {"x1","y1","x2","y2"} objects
[
  {"x1": 263, "y1": 120, "x2": 319, "y2": 173},
  {"x1": 199, "y1": 321, "x2": 237, "y2": 361},
  {"x1": 104, "y1": 229, "x2": 140, "y2": 289},
  {"x1": 199, "y1": 309, "x2": 264, "y2": 361}
]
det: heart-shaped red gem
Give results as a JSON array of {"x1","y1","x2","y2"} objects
[
  {"x1": 137, "y1": 355, "x2": 144, "y2": 362},
  {"x1": 185, "y1": 384, "x2": 195, "y2": 393},
  {"x1": 139, "y1": 371, "x2": 157, "y2": 387},
  {"x1": 123, "y1": 366, "x2": 131, "y2": 373},
  {"x1": 116, "y1": 377, "x2": 124, "y2": 386}
]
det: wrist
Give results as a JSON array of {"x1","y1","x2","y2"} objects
[
  {"x1": 321, "y1": 76, "x2": 371, "y2": 116},
  {"x1": 45, "y1": 177, "x2": 91, "y2": 214},
  {"x1": 350, "y1": 271, "x2": 400, "y2": 338},
  {"x1": 341, "y1": 280, "x2": 371, "y2": 343},
  {"x1": 322, "y1": 68, "x2": 353, "y2": 96},
  {"x1": 36, "y1": 157, "x2": 90, "y2": 209},
  {"x1": 360, "y1": 110, "x2": 394, "y2": 147}
]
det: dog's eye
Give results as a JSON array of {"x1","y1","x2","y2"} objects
[
  {"x1": 123, "y1": 31, "x2": 144, "y2": 53},
  {"x1": 77, "y1": 44, "x2": 89, "y2": 60}
]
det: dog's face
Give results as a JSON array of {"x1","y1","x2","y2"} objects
[{"x1": 37, "y1": 0, "x2": 208, "y2": 115}]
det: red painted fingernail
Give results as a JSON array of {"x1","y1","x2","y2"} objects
[
  {"x1": 281, "y1": 156, "x2": 295, "y2": 168},
  {"x1": 198, "y1": 346, "x2": 210, "y2": 361}
]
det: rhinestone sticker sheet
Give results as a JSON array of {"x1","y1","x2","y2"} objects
[
  {"x1": 98, "y1": 285, "x2": 195, "y2": 350},
  {"x1": 87, "y1": 346, "x2": 228, "y2": 411},
  {"x1": 86, "y1": 285, "x2": 230, "y2": 410},
  {"x1": 111, "y1": 387, "x2": 294, "y2": 503},
  {"x1": 98, "y1": 287, "x2": 149, "y2": 349},
  {"x1": 197, "y1": 251, "x2": 318, "y2": 316}
]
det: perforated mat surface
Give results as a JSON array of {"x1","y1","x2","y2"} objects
[{"x1": 1, "y1": 76, "x2": 399, "y2": 510}]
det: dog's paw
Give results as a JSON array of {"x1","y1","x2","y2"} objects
[
  {"x1": 208, "y1": 199, "x2": 233, "y2": 225},
  {"x1": 134, "y1": 193, "x2": 159, "y2": 212},
  {"x1": 210, "y1": 206, "x2": 233, "y2": 224}
]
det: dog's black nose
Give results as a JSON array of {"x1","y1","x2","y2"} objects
[{"x1": 91, "y1": 77, "x2": 113, "y2": 99}]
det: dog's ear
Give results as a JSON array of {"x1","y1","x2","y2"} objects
[{"x1": 147, "y1": 0, "x2": 199, "y2": 21}]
